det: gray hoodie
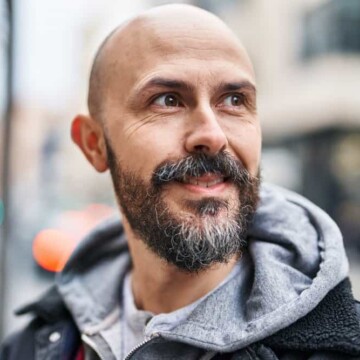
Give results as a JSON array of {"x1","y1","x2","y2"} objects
[{"x1": 56, "y1": 183, "x2": 350, "y2": 359}]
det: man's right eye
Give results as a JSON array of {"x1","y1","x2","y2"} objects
[{"x1": 153, "y1": 94, "x2": 182, "y2": 107}]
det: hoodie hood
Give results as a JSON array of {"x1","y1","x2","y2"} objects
[{"x1": 56, "y1": 183, "x2": 349, "y2": 354}]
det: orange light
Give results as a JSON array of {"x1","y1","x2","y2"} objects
[{"x1": 32, "y1": 229, "x2": 78, "y2": 272}]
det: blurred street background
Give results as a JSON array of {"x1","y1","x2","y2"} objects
[{"x1": 0, "y1": 0, "x2": 360, "y2": 341}]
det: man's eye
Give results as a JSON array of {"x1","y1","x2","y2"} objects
[
  {"x1": 223, "y1": 94, "x2": 244, "y2": 107},
  {"x1": 153, "y1": 94, "x2": 181, "y2": 107}
]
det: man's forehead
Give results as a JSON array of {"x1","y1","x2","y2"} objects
[
  {"x1": 87, "y1": 4, "x2": 256, "y2": 119},
  {"x1": 100, "y1": 5, "x2": 254, "y2": 81}
]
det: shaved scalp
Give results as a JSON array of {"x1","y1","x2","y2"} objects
[
  {"x1": 87, "y1": 4, "x2": 254, "y2": 122},
  {"x1": 87, "y1": 26, "x2": 122, "y2": 122}
]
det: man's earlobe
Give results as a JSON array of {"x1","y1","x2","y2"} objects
[{"x1": 71, "y1": 114, "x2": 108, "y2": 173}]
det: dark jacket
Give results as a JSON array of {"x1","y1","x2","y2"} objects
[{"x1": 1, "y1": 278, "x2": 360, "y2": 360}]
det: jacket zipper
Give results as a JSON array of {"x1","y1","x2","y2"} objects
[
  {"x1": 81, "y1": 334, "x2": 106, "y2": 360},
  {"x1": 124, "y1": 333, "x2": 160, "y2": 360}
]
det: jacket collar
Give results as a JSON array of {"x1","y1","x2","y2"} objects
[{"x1": 16, "y1": 278, "x2": 360, "y2": 356}]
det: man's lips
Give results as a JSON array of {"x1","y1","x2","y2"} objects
[
  {"x1": 182, "y1": 174, "x2": 226, "y2": 188},
  {"x1": 172, "y1": 173, "x2": 230, "y2": 193}
]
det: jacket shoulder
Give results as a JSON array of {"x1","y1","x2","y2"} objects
[
  {"x1": 0, "y1": 286, "x2": 79, "y2": 360},
  {"x1": 0, "y1": 317, "x2": 44, "y2": 360},
  {"x1": 265, "y1": 278, "x2": 360, "y2": 357}
]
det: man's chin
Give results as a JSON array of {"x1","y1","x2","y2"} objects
[
  {"x1": 164, "y1": 194, "x2": 234, "y2": 219},
  {"x1": 144, "y1": 204, "x2": 245, "y2": 272}
]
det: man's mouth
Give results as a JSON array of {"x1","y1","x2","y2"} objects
[{"x1": 179, "y1": 173, "x2": 228, "y2": 189}]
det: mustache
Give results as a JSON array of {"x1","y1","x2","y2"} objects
[{"x1": 152, "y1": 151, "x2": 256, "y2": 187}]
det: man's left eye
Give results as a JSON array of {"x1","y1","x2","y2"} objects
[{"x1": 223, "y1": 94, "x2": 244, "y2": 107}]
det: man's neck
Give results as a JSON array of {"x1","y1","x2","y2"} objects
[{"x1": 124, "y1": 221, "x2": 239, "y2": 314}]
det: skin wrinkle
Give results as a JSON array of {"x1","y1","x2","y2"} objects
[{"x1": 123, "y1": 114, "x2": 161, "y2": 139}]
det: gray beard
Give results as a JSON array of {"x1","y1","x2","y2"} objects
[
  {"x1": 105, "y1": 140, "x2": 260, "y2": 272},
  {"x1": 152, "y1": 198, "x2": 247, "y2": 271}
]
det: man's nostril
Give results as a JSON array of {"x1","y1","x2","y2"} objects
[{"x1": 193, "y1": 145, "x2": 208, "y2": 152}]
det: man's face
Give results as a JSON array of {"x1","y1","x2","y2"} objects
[{"x1": 99, "y1": 15, "x2": 262, "y2": 271}]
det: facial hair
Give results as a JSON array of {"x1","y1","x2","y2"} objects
[{"x1": 105, "y1": 140, "x2": 260, "y2": 272}]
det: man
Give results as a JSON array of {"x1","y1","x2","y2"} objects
[{"x1": 1, "y1": 4, "x2": 360, "y2": 360}]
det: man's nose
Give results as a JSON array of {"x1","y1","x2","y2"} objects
[{"x1": 184, "y1": 107, "x2": 228, "y2": 155}]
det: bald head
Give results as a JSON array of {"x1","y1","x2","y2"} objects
[{"x1": 87, "y1": 4, "x2": 254, "y2": 122}]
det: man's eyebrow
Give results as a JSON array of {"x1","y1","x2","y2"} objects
[
  {"x1": 136, "y1": 77, "x2": 195, "y2": 93},
  {"x1": 217, "y1": 81, "x2": 256, "y2": 94}
]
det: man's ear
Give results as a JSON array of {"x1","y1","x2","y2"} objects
[{"x1": 71, "y1": 114, "x2": 108, "y2": 172}]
